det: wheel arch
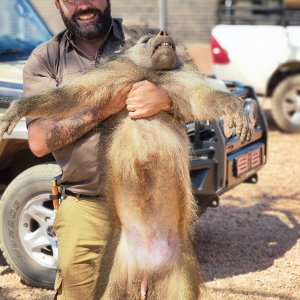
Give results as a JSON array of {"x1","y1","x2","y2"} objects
[
  {"x1": 267, "y1": 60, "x2": 300, "y2": 97},
  {"x1": 0, "y1": 140, "x2": 55, "y2": 186}
]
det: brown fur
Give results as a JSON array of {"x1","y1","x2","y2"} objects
[{"x1": 0, "y1": 31, "x2": 253, "y2": 299}]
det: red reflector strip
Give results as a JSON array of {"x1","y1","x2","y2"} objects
[
  {"x1": 251, "y1": 148, "x2": 262, "y2": 168},
  {"x1": 236, "y1": 148, "x2": 262, "y2": 177},
  {"x1": 236, "y1": 154, "x2": 249, "y2": 176}
]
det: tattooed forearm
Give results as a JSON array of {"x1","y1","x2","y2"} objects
[{"x1": 46, "y1": 107, "x2": 99, "y2": 151}]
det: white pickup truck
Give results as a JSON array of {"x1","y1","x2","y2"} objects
[{"x1": 212, "y1": 2, "x2": 300, "y2": 132}]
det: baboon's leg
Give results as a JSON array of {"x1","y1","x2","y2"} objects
[
  {"x1": 147, "y1": 243, "x2": 201, "y2": 300},
  {"x1": 189, "y1": 87, "x2": 252, "y2": 141},
  {"x1": 163, "y1": 70, "x2": 253, "y2": 141},
  {"x1": 96, "y1": 179, "x2": 141, "y2": 300},
  {"x1": 98, "y1": 233, "x2": 130, "y2": 300},
  {"x1": 94, "y1": 226, "x2": 126, "y2": 300},
  {"x1": 175, "y1": 250, "x2": 201, "y2": 300},
  {"x1": 98, "y1": 226, "x2": 154, "y2": 300},
  {"x1": 93, "y1": 185, "x2": 131, "y2": 300},
  {"x1": 182, "y1": 87, "x2": 252, "y2": 141}
]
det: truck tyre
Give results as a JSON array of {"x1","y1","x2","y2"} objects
[
  {"x1": 0, "y1": 164, "x2": 61, "y2": 289},
  {"x1": 272, "y1": 74, "x2": 300, "y2": 133}
]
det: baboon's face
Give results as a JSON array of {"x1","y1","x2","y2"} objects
[{"x1": 126, "y1": 31, "x2": 179, "y2": 71}]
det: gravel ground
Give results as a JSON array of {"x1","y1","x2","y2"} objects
[{"x1": 0, "y1": 110, "x2": 299, "y2": 300}]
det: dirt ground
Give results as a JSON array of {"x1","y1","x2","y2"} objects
[
  {"x1": 0, "y1": 110, "x2": 300, "y2": 300},
  {"x1": 196, "y1": 109, "x2": 300, "y2": 300}
]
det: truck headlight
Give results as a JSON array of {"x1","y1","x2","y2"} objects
[{"x1": 244, "y1": 98, "x2": 259, "y2": 127}]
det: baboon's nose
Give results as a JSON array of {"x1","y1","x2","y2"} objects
[{"x1": 158, "y1": 30, "x2": 168, "y2": 36}]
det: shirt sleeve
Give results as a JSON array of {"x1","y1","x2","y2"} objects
[
  {"x1": 23, "y1": 51, "x2": 58, "y2": 98},
  {"x1": 23, "y1": 49, "x2": 58, "y2": 126}
]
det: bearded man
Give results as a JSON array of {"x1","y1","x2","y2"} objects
[{"x1": 24, "y1": 1, "x2": 172, "y2": 299}]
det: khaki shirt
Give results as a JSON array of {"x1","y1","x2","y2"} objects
[{"x1": 24, "y1": 19, "x2": 125, "y2": 196}]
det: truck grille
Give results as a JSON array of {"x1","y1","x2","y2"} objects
[{"x1": 236, "y1": 147, "x2": 262, "y2": 176}]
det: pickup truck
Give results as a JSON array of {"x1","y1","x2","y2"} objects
[
  {"x1": 212, "y1": 0, "x2": 300, "y2": 132},
  {"x1": 0, "y1": 0, "x2": 268, "y2": 290}
]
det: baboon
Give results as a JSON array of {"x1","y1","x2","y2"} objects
[{"x1": 0, "y1": 31, "x2": 253, "y2": 300}]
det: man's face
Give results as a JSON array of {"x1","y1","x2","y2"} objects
[{"x1": 55, "y1": 0, "x2": 112, "y2": 40}]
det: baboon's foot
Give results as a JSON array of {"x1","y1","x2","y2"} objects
[
  {"x1": 224, "y1": 109, "x2": 254, "y2": 142},
  {"x1": 0, "y1": 100, "x2": 24, "y2": 140},
  {"x1": 0, "y1": 114, "x2": 19, "y2": 140}
]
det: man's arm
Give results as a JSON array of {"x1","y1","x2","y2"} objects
[
  {"x1": 23, "y1": 50, "x2": 133, "y2": 157},
  {"x1": 28, "y1": 108, "x2": 99, "y2": 157},
  {"x1": 28, "y1": 85, "x2": 131, "y2": 157}
]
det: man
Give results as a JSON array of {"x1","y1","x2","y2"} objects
[{"x1": 24, "y1": 0, "x2": 171, "y2": 298}]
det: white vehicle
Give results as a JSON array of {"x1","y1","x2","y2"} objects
[
  {"x1": 0, "y1": 0, "x2": 60, "y2": 289},
  {"x1": 212, "y1": 1, "x2": 300, "y2": 132}
]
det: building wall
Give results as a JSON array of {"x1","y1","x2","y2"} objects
[
  {"x1": 30, "y1": 0, "x2": 218, "y2": 43},
  {"x1": 29, "y1": 0, "x2": 215, "y2": 73},
  {"x1": 112, "y1": 0, "x2": 218, "y2": 43}
]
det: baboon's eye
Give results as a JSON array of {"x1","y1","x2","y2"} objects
[{"x1": 140, "y1": 35, "x2": 153, "y2": 43}]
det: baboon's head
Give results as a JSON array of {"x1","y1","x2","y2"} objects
[{"x1": 126, "y1": 30, "x2": 185, "y2": 71}]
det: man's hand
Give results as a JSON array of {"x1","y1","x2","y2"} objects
[
  {"x1": 126, "y1": 80, "x2": 172, "y2": 119},
  {"x1": 98, "y1": 84, "x2": 133, "y2": 120}
]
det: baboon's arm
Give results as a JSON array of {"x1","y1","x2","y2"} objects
[
  {"x1": 164, "y1": 69, "x2": 253, "y2": 141},
  {"x1": 0, "y1": 60, "x2": 146, "y2": 139}
]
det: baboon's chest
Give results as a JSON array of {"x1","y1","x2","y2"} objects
[{"x1": 110, "y1": 112, "x2": 188, "y2": 161}]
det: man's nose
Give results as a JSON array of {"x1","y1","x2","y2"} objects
[
  {"x1": 66, "y1": 0, "x2": 95, "y2": 7},
  {"x1": 77, "y1": 0, "x2": 95, "y2": 9}
]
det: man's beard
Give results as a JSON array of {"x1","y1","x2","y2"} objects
[{"x1": 60, "y1": 5, "x2": 112, "y2": 40}]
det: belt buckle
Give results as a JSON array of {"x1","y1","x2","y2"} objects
[{"x1": 60, "y1": 188, "x2": 68, "y2": 200}]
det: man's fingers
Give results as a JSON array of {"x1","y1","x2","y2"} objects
[
  {"x1": 128, "y1": 80, "x2": 152, "y2": 97},
  {"x1": 116, "y1": 84, "x2": 133, "y2": 100},
  {"x1": 131, "y1": 80, "x2": 149, "y2": 91},
  {"x1": 126, "y1": 97, "x2": 140, "y2": 106},
  {"x1": 128, "y1": 111, "x2": 142, "y2": 119},
  {"x1": 126, "y1": 101, "x2": 142, "y2": 112},
  {"x1": 128, "y1": 110, "x2": 148, "y2": 119}
]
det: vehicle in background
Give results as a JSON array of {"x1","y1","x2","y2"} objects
[
  {"x1": 212, "y1": 0, "x2": 300, "y2": 132},
  {"x1": 0, "y1": 0, "x2": 59, "y2": 289}
]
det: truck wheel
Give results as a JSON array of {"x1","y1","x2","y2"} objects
[
  {"x1": 0, "y1": 164, "x2": 61, "y2": 289},
  {"x1": 272, "y1": 74, "x2": 300, "y2": 132}
]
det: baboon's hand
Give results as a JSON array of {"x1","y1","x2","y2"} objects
[
  {"x1": 0, "y1": 101, "x2": 23, "y2": 141},
  {"x1": 224, "y1": 107, "x2": 254, "y2": 142}
]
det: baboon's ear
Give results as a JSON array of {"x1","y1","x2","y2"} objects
[{"x1": 174, "y1": 44, "x2": 190, "y2": 64}]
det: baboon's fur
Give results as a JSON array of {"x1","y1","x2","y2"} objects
[{"x1": 0, "y1": 31, "x2": 252, "y2": 299}]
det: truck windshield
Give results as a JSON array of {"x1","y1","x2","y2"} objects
[{"x1": 0, "y1": 0, "x2": 52, "y2": 61}]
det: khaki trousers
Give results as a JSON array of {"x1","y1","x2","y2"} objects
[{"x1": 53, "y1": 196, "x2": 110, "y2": 300}]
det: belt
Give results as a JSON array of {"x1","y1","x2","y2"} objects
[{"x1": 62, "y1": 189, "x2": 100, "y2": 200}]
